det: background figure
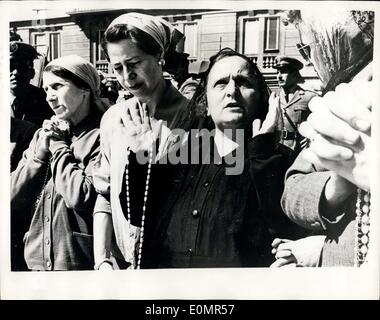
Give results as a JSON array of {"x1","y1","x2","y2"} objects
[
  {"x1": 272, "y1": 56, "x2": 318, "y2": 154},
  {"x1": 10, "y1": 41, "x2": 53, "y2": 126},
  {"x1": 10, "y1": 27, "x2": 22, "y2": 42},
  {"x1": 272, "y1": 9, "x2": 373, "y2": 267},
  {"x1": 179, "y1": 60, "x2": 210, "y2": 100},
  {"x1": 11, "y1": 55, "x2": 106, "y2": 271},
  {"x1": 164, "y1": 50, "x2": 190, "y2": 89},
  {"x1": 10, "y1": 118, "x2": 38, "y2": 173},
  {"x1": 97, "y1": 70, "x2": 120, "y2": 105}
]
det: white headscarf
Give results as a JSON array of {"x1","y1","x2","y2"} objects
[
  {"x1": 107, "y1": 12, "x2": 182, "y2": 56},
  {"x1": 45, "y1": 55, "x2": 109, "y2": 112}
]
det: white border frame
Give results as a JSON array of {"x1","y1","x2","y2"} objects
[{"x1": 1, "y1": 0, "x2": 379, "y2": 300}]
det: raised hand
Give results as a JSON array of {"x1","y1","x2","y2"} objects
[
  {"x1": 119, "y1": 100, "x2": 157, "y2": 153},
  {"x1": 252, "y1": 92, "x2": 280, "y2": 138}
]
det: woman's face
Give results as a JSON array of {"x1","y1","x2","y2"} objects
[
  {"x1": 206, "y1": 56, "x2": 261, "y2": 131},
  {"x1": 43, "y1": 72, "x2": 90, "y2": 125},
  {"x1": 106, "y1": 39, "x2": 163, "y2": 102}
]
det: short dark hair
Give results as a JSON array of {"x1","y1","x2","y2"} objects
[
  {"x1": 101, "y1": 24, "x2": 162, "y2": 60},
  {"x1": 44, "y1": 65, "x2": 90, "y2": 90}
]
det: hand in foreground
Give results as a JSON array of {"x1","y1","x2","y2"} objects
[
  {"x1": 270, "y1": 235, "x2": 326, "y2": 267},
  {"x1": 119, "y1": 100, "x2": 158, "y2": 153},
  {"x1": 299, "y1": 79, "x2": 372, "y2": 191},
  {"x1": 252, "y1": 92, "x2": 280, "y2": 138}
]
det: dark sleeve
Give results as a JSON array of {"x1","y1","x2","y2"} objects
[
  {"x1": 10, "y1": 119, "x2": 39, "y2": 172},
  {"x1": 49, "y1": 131, "x2": 100, "y2": 212},
  {"x1": 248, "y1": 133, "x2": 308, "y2": 239}
]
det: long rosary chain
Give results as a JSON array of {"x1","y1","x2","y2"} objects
[
  {"x1": 125, "y1": 148, "x2": 153, "y2": 269},
  {"x1": 34, "y1": 158, "x2": 51, "y2": 211},
  {"x1": 354, "y1": 188, "x2": 371, "y2": 267}
]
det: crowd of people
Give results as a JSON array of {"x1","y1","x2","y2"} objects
[{"x1": 9, "y1": 9, "x2": 373, "y2": 271}]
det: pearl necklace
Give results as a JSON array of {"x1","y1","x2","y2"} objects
[
  {"x1": 125, "y1": 147, "x2": 153, "y2": 269},
  {"x1": 354, "y1": 188, "x2": 371, "y2": 267}
]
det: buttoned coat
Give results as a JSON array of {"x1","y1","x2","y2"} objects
[{"x1": 11, "y1": 112, "x2": 101, "y2": 270}]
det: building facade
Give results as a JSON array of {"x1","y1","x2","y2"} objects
[{"x1": 10, "y1": 8, "x2": 320, "y2": 90}]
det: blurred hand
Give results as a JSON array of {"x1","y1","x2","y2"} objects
[
  {"x1": 270, "y1": 235, "x2": 326, "y2": 267},
  {"x1": 252, "y1": 92, "x2": 280, "y2": 137},
  {"x1": 299, "y1": 79, "x2": 372, "y2": 191}
]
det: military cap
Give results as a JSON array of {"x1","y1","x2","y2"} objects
[
  {"x1": 10, "y1": 41, "x2": 38, "y2": 60},
  {"x1": 274, "y1": 56, "x2": 303, "y2": 71}
]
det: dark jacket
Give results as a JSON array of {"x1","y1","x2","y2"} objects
[
  {"x1": 11, "y1": 84, "x2": 53, "y2": 127},
  {"x1": 11, "y1": 117, "x2": 38, "y2": 172},
  {"x1": 141, "y1": 133, "x2": 306, "y2": 268}
]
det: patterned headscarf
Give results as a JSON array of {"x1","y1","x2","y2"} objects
[{"x1": 45, "y1": 55, "x2": 109, "y2": 112}]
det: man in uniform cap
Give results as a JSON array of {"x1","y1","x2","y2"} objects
[
  {"x1": 9, "y1": 41, "x2": 53, "y2": 270},
  {"x1": 10, "y1": 41, "x2": 53, "y2": 126},
  {"x1": 271, "y1": 55, "x2": 318, "y2": 154}
]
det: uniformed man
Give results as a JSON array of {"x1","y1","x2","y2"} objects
[
  {"x1": 272, "y1": 56, "x2": 319, "y2": 153},
  {"x1": 10, "y1": 41, "x2": 53, "y2": 127}
]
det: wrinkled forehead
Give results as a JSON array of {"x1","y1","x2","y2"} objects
[{"x1": 207, "y1": 56, "x2": 252, "y2": 81}]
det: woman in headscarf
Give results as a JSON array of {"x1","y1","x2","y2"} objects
[
  {"x1": 93, "y1": 13, "x2": 197, "y2": 270},
  {"x1": 11, "y1": 55, "x2": 107, "y2": 271}
]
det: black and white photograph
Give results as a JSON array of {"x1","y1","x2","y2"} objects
[{"x1": 1, "y1": 0, "x2": 379, "y2": 300}]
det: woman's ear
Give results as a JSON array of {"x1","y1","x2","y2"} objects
[{"x1": 82, "y1": 88, "x2": 91, "y2": 98}]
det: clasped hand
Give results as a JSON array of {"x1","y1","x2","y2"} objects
[
  {"x1": 36, "y1": 117, "x2": 71, "y2": 160},
  {"x1": 270, "y1": 236, "x2": 326, "y2": 267}
]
